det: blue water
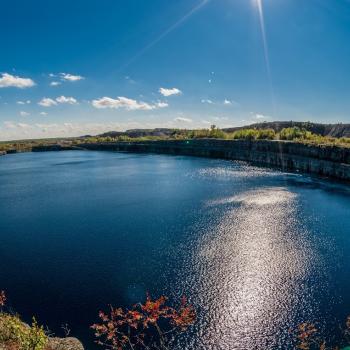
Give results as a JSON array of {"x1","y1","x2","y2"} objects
[{"x1": 0, "y1": 151, "x2": 350, "y2": 349}]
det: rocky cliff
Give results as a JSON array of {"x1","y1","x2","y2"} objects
[{"x1": 80, "y1": 139, "x2": 350, "y2": 182}]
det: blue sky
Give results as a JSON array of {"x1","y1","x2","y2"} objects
[{"x1": 1, "y1": 0, "x2": 350, "y2": 140}]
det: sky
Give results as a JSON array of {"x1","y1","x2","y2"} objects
[{"x1": 1, "y1": 0, "x2": 350, "y2": 140}]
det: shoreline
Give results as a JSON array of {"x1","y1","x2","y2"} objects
[
  {"x1": 3, "y1": 139, "x2": 350, "y2": 182},
  {"x1": 80, "y1": 139, "x2": 350, "y2": 182}
]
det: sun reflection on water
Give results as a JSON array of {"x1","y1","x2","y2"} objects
[{"x1": 177, "y1": 187, "x2": 321, "y2": 349}]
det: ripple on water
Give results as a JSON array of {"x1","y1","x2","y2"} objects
[{"x1": 174, "y1": 187, "x2": 327, "y2": 349}]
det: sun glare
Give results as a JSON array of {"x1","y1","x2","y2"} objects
[{"x1": 253, "y1": 0, "x2": 275, "y2": 116}]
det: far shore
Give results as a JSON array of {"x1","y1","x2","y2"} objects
[{"x1": 1, "y1": 138, "x2": 349, "y2": 183}]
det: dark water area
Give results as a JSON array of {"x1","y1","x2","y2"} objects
[{"x1": 0, "y1": 151, "x2": 350, "y2": 349}]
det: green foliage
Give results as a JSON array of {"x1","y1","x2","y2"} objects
[
  {"x1": 279, "y1": 127, "x2": 312, "y2": 141},
  {"x1": 0, "y1": 314, "x2": 47, "y2": 350},
  {"x1": 255, "y1": 128, "x2": 276, "y2": 140},
  {"x1": 187, "y1": 125, "x2": 227, "y2": 139},
  {"x1": 279, "y1": 127, "x2": 350, "y2": 146},
  {"x1": 228, "y1": 128, "x2": 276, "y2": 140}
]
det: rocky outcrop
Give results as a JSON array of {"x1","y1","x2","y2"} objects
[
  {"x1": 0, "y1": 151, "x2": 6, "y2": 156},
  {"x1": 80, "y1": 139, "x2": 350, "y2": 182},
  {"x1": 0, "y1": 337, "x2": 84, "y2": 350},
  {"x1": 47, "y1": 337, "x2": 84, "y2": 350}
]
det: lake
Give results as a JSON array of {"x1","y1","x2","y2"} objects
[{"x1": 0, "y1": 150, "x2": 350, "y2": 349}]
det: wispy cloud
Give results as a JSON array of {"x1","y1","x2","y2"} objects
[
  {"x1": 254, "y1": 113, "x2": 270, "y2": 120},
  {"x1": 0, "y1": 73, "x2": 35, "y2": 88},
  {"x1": 19, "y1": 111, "x2": 30, "y2": 117},
  {"x1": 59, "y1": 73, "x2": 84, "y2": 82},
  {"x1": 174, "y1": 117, "x2": 192, "y2": 123},
  {"x1": 17, "y1": 100, "x2": 31, "y2": 105},
  {"x1": 56, "y1": 96, "x2": 78, "y2": 104},
  {"x1": 38, "y1": 98, "x2": 57, "y2": 107},
  {"x1": 201, "y1": 99, "x2": 213, "y2": 104},
  {"x1": 38, "y1": 96, "x2": 78, "y2": 107},
  {"x1": 50, "y1": 81, "x2": 61, "y2": 86},
  {"x1": 4, "y1": 121, "x2": 31, "y2": 129},
  {"x1": 155, "y1": 102, "x2": 169, "y2": 108},
  {"x1": 159, "y1": 87, "x2": 182, "y2": 97},
  {"x1": 92, "y1": 96, "x2": 168, "y2": 111}
]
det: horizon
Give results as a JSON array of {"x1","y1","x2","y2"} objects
[{"x1": 1, "y1": 0, "x2": 350, "y2": 141}]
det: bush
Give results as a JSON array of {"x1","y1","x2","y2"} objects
[
  {"x1": 0, "y1": 291, "x2": 47, "y2": 350},
  {"x1": 228, "y1": 128, "x2": 276, "y2": 140},
  {"x1": 92, "y1": 294, "x2": 196, "y2": 350},
  {"x1": 256, "y1": 128, "x2": 276, "y2": 140},
  {"x1": 0, "y1": 314, "x2": 47, "y2": 350},
  {"x1": 279, "y1": 127, "x2": 312, "y2": 141}
]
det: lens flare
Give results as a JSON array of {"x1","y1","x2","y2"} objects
[
  {"x1": 254, "y1": 0, "x2": 276, "y2": 116},
  {"x1": 117, "y1": 0, "x2": 210, "y2": 72}
]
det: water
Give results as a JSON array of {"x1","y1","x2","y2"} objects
[{"x1": 0, "y1": 151, "x2": 349, "y2": 349}]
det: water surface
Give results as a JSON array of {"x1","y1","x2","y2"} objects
[{"x1": 0, "y1": 151, "x2": 349, "y2": 349}]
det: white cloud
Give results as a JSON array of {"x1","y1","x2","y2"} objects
[
  {"x1": 0, "y1": 73, "x2": 35, "y2": 88},
  {"x1": 56, "y1": 96, "x2": 78, "y2": 104},
  {"x1": 17, "y1": 100, "x2": 31, "y2": 105},
  {"x1": 224, "y1": 99, "x2": 232, "y2": 105},
  {"x1": 40, "y1": 112, "x2": 48, "y2": 116},
  {"x1": 19, "y1": 111, "x2": 30, "y2": 117},
  {"x1": 91, "y1": 96, "x2": 167, "y2": 111},
  {"x1": 255, "y1": 113, "x2": 270, "y2": 120},
  {"x1": 50, "y1": 81, "x2": 61, "y2": 86},
  {"x1": 201, "y1": 99, "x2": 213, "y2": 104},
  {"x1": 38, "y1": 96, "x2": 78, "y2": 107},
  {"x1": 155, "y1": 102, "x2": 169, "y2": 108},
  {"x1": 60, "y1": 73, "x2": 84, "y2": 82},
  {"x1": 159, "y1": 87, "x2": 182, "y2": 97},
  {"x1": 174, "y1": 117, "x2": 192, "y2": 123},
  {"x1": 38, "y1": 98, "x2": 57, "y2": 107}
]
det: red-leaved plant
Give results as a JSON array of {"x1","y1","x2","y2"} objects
[
  {"x1": 0, "y1": 290, "x2": 6, "y2": 308},
  {"x1": 294, "y1": 317, "x2": 350, "y2": 350},
  {"x1": 91, "y1": 294, "x2": 196, "y2": 350}
]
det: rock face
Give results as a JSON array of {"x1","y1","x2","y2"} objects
[
  {"x1": 31, "y1": 145, "x2": 80, "y2": 152},
  {"x1": 0, "y1": 337, "x2": 84, "y2": 350},
  {"x1": 80, "y1": 139, "x2": 350, "y2": 182},
  {"x1": 47, "y1": 337, "x2": 84, "y2": 350}
]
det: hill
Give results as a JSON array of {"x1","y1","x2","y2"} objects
[
  {"x1": 223, "y1": 121, "x2": 350, "y2": 138},
  {"x1": 97, "y1": 122, "x2": 350, "y2": 139}
]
